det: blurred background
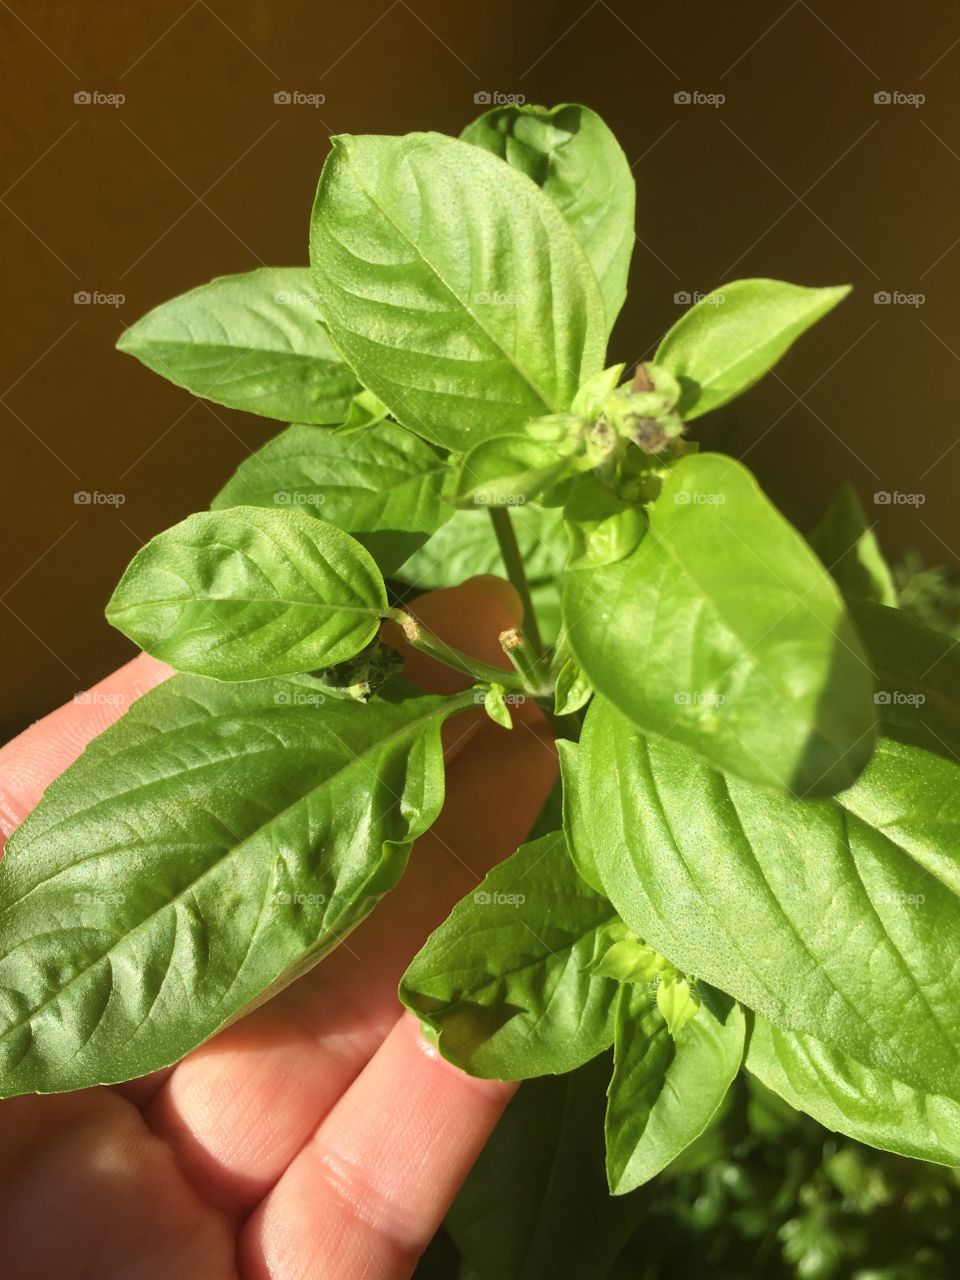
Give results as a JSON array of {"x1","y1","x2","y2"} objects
[{"x1": 2, "y1": 0, "x2": 959, "y2": 739}]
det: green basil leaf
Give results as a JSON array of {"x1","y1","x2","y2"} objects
[
  {"x1": 0, "y1": 677, "x2": 470, "y2": 1096},
  {"x1": 563, "y1": 474, "x2": 647, "y2": 570},
  {"x1": 553, "y1": 653, "x2": 592, "y2": 717},
  {"x1": 747, "y1": 1017, "x2": 960, "y2": 1167},
  {"x1": 572, "y1": 363, "x2": 627, "y2": 416},
  {"x1": 309, "y1": 132, "x2": 607, "y2": 453},
  {"x1": 451, "y1": 431, "x2": 584, "y2": 509},
  {"x1": 400, "y1": 833, "x2": 619, "y2": 1078},
  {"x1": 655, "y1": 279, "x2": 850, "y2": 420},
  {"x1": 397, "y1": 501, "x2": 568, "y2": 591},
  {"x1": 211, "y1": 421, "x2": 451, "y2": 575},
  {"x1": 106, "y1": 506, "x2": 387, "y2": 680},
  {"x1": 116, "y1": 267, "x2": 361, "y2": 423},
  {"x1": 809, "y1": 486, "x2": 898, "y2": 608},
  {"x1": 461, "y1": 103, "x2": 635, "y2": 333},
  {"x1": 557, "y1": 738, "x2": 604, "y2": 894},
  {"x1": 586, "y1": 922, "x2": 670, "y2": 984},
  {"x1": 448, "y1": 1056, "x2": 645, "y2": 1280},
  {"x1": 606, "y1": 984, "x2": 745, "y2": 1194},
  {"x1": 564, "y1": 453, "x2": 877, "y2": 797},
  {"x1": 478, "y1": 681, "x2": 514, "y2": 730},
  {"x1": 335, "y1": 387, "x2": 389, "y2": 431},
  {"x1": 580, "y1": 694, "x2": 960, "y2": 1104}
]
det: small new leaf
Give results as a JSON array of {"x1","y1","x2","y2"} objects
[
  {"x1": 655, "y1": 975, "x2": 700, "y2": 1039},
  {"x1": 563, "y1": 475, "x2": 647, "y2": 570},
  {"x1": 479, "y1": 682, "x2": 513, "y2": 730},
  {"x1": 585, "y1": 921, "x2": 669, "y2": 984},
  {"x1": 450, "y1": 426, "x2": 586, "y2": 510},
  {"x1": 605, "y1": 984, "x2": 745, "y2": 1194}
]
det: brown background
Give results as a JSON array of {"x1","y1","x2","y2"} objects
[{"x1": 2, "y1": 0, "x2": 959, "y2": 740}]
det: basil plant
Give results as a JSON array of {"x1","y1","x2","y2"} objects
[{"x1": 2, "y1": 104, "x2": 955, "y2": 1212}]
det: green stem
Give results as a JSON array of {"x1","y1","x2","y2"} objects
[
  {"x1": 499, "y1": 626, "x2": 550, "y2": 695},
  {"x1": 386, "y1": 609, "x2": 526, "y2": 692},
  {"x1": 489, "y1": 506, "x2": 545, "y2": 657}
]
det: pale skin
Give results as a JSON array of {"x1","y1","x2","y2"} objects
[{"x1": 0, "y1": 578, "x2": 558, "y2": 1280}]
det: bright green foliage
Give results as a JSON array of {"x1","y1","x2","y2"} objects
[
  {"x1": 606, "y1": 984, "x2": 745, "y2": 1193},
  {"x1": 107, "y1": 506, "x2": 387, "y2": 679},
  {"x1": 462, "y1": 103, "x2": 635, "y2": 332},
  {"x1": 309, "y1": 132, "x2": 607, "y2": 452},
  {"x1": 0, "y1": 678, "x2": 470, "y2": 1095},
  {"x1": 655, "y1": 279, "x2": 850, "y2": 419},
  {"x1": 401, "y1": 834, "x2": 620, "y2": 1078},
  {"x1": 746, "y1": 1018, "x2": 960, "y2": 1167},
  {"x1": 564, "y1": 453, "x2": 876, "y2": 797},
  {"x1": 211, "y1": 420, "x2": 450, "y2": 574},
  {"x1": 116, "y1": 267, "x2": 361, "y2": 422},
  {"x1": 576, "y1": 692, "x2": 960, "y2": 1104},
  {"x1": 5, "y1": 102, "x2": 954, "y2": 1244}
]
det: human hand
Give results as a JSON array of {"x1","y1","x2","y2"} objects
[{"x1": 0, "y1": 578, "x2": 557, "y2": 1280}]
